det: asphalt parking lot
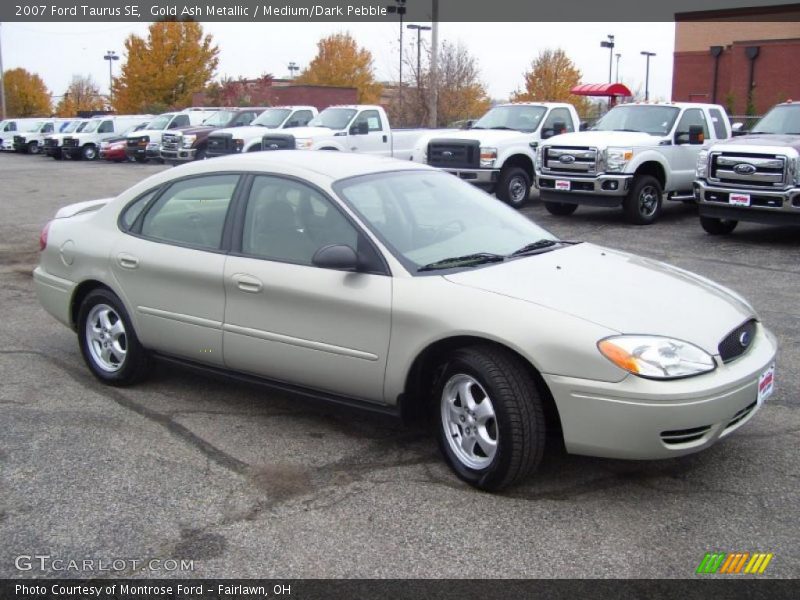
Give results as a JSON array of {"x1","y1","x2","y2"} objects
[{"x1": 0, "y1": 152, "x2": 798, "y2": 579}]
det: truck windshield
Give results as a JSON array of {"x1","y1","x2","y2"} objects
[
  {"x1": 471, "y1": 105, "x2": 547, "y2": 132},
  {"x1": 750, "y1": 104, "x2": 800, "y2": 134},
  {"x1": 61, "y1": 120, "x2": 82, "y2": 133},
  {"x1": 147, "y1": 114, "x2": 175, "y2": 130},
  {"x1": 253, "y1": 108, "x2": 291, "y2": 128},
  {"x1": 76, "y1": 121, "x2": 90, "y2": 132},
  {"x1": 201, "y1": 110, "x2": 235, "y2": 127},
  {"x1": 23, "y1": 121, "x2": 44, "y2": 132},
  {"x1": 591, "y1": 105, "x2": 680, "y2": 136},
  {"x1": 81, "y1": 120, "x2": 102, "y2": 133},
  {"x1": 309, "y1": 108, "x2": 357, "y2": 130}
]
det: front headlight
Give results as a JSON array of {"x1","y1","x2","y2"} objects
[
  {"x1": 182, "y1": 134, "x2": 196, "y2": 148},
  {"x1": 598, "y1": 335, "x2": 716, "y2": 379},
  {"x1": 696, "y1": 150, "x2": 709, "y2": 179},
  {"x1": 295, "y1": 138, "x2": 313, "y2": 150},
  {"x1": 535, "y1": 146, "x2": 543, "y2": 170},
  {"x1": 480, "y1": 147, "x2": 497, "y2": 168},
  {"x1": 605, "y1": 148, "x2": 634, "y2": 173}
]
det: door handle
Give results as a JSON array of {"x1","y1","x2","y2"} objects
[
  {"x1": 117, "y1": 253, "x2": 139, "y2": 269},
  {"x1": 382, "y1": 135, "x2": 388, "y2": 143},
  {"x1": 233, "y1": 274, "x2": 263, "y2": 293}
]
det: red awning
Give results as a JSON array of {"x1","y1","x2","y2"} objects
[{"x1": 571, "y1": 83, "x2": 633, "y2": 97}]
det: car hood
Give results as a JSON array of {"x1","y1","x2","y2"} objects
[
  {"x1": 283, "y1": 126, "x2": 339, "y2": 139},
  {"x1": 170, "y1": 125, "x2": 216, "y2": 136},
  {"x1": 428, "y1": 129, "x2": 534, "y2": 144},
  {"x1": 127, "y1": 129, "x2": 164, "y2": 138},
  {"x1": 443, "y1": 243, "x2": 754, "y2": 354},
  {"x1": 544, "y1": 130, "x2": 659, "y2": 148},
  {"x1": 715, "y1": 134, "x2": 800, "y2": 152}
]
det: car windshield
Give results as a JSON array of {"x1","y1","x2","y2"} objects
[
  {"x1": 76, "y1": 121, "x2": 90, "y2": 132},
  {"x1": 201, "y1": 110, "x2": 234, "y2": 127},
  {"x1": 147, "y1": 114, "x2": 174, "y2": 130},
  {"x1": 61, "y1": 120, "x2": 82, "y2": 133},
  {"x1": 336, "y1": 170, "x2": 559, "y2": 272},
  {"x1": 23, "y1": 121, "x2": 44, "y2": 132},
  {"x1": 309, "y1": 108, "x2": 357, "y2": 130},
  {"x1": 81, "y1": 120, "x2": 102, "y2": 133},
  {"x1": 750, "y1": 104, "x2": 800, "y2": 134},
  {"x1": 252, "y1": 108, "x2": 291, "y2": 128},
  {"x1": 591, "y1": 105, "x2": 680, "y2": 136},
  {"x1": 471, "y1": 105, "x2": 547, "y2": 132}
]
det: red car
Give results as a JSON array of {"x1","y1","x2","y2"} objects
[{"x1": 99, "y1": 137, "x2": 129, "y2": 162}]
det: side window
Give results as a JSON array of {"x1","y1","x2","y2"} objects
[
  {"x1": 675, "y1": 109, "x2": 709, "y2": 139},
  {"x1": 7, "y1": 122, "x2": 16, "y2": 131},
  {"x1": 233, "y1": 112, "x2": 256, "y2": 126},
  {"x1": 292, "y1": 111, "x2": 313, "y2": 127},
  {"x1": 708, "y1": 108, "x2": 728, "y2": 139},
  {"x1": 98, "y1": 121, "x2": 114, "y2": 134},
  {"x1": 242, "y1": 176, "x2": 358, "y2": 265},
  {"x1": 354, "y1": 110, "x2": 382, "y2": 132},
  {"x1": 43, "y1": 123, "x2": 54, "y2": 133},
  {"x1": 140, "y1": 175, "x2": 239, "y2": 250},
  {"x1": 120, "y1": 190, "x2": 158, "y2": 230},
  {"x1": 542, "y1": 108, "x2": 574, "y2": 134},
  {"x1": 169, "y1": 115, "x2": 189, "y2": 129}
]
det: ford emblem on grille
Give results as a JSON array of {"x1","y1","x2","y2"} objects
[
  {"x1": 733, "y1": 163, "x2": 757, "y2": 175},
  {"x1": 442, "y1": 151, "x2": 454, "y2": 158},
  {"x1": 739, "y1": 331, "x2": 751, "y2": 347},
  {"x1": 559, "y1": 155, "x2": 576, "y2": 164},
  {"x1": 269, "y1": 144, "x2": 279, "y2": 149}
]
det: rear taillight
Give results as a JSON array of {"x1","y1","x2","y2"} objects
[{"x1": 39, "y1": 221, "x2": 51, "y2": 251}]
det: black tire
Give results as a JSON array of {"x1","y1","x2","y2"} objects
[
  {"x1": 623, "y1": 175, "x2": 663, "y2": 225},
  {"x1": 544, "y1": 201, "x2": 578, "y2": 216},
  {"x1": 81, "y1": 144, "x2": 98, "y2": 161},
  {"x1": 700, "y1": 216, "x2": 738, "y2": 235},
  {"x1": 496, "y1": 167, "x2": 531, "y2": 208},
  {"x1": 53, "y1": 152, "x2": 63, "y2": 161},
  {"x1": 77, "y1": 288, "x2": 151, "y2": 386},
  {"x1": 434, "y1": 345, "x2": 545, "y2": 491},
  {"x1": 28, "y1": 141, "x2": 40, "y2": 155},
  {"x1": 134, "y1": 156, "x2": 147, "y2": 163},
  {"x1": 195, "y1": 147, "x2": 207, "y2": 160}
]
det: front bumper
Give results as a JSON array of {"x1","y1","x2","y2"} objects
[
  {"x1": 160, "y1": 147, "x2": 197, "y2": 162},
  {"x1": 126, "y1": 143, "x2": 160, "y2": 160},
  {"x1": 537, "y1": 173, "x2": 632, "y2": 206},
  {"x1": 440, "y1": 167, "x2": 499, "y2": 186},
  {"x1": 695, "y1": 179, "x2": 800, "y2": 226},
  {"x1": 62, "y1": 146, "x2": 82, "y2": 158},
  {"x1": 543, "y1": 323, "x2": 777, "y2": 460}
]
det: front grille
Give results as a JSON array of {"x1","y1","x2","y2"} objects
[
  {"x1": 703, "y1": 190, "x2": 784, "y2": 209},
  {"x1": 62, "y1": 137, "x2": 78, "y2": 148},
  {"x1": 718, "y1": 319, "x2": 757, "y2": 363},
  {"x1": 261, "y1": 134, "x2": 295, "y2": 151},
  {"x1": 709, "y1": 152, "x2": 787, "y2": 188},
  {"x1": 13, "y1": 135, "x2": 25, "y2": 145},
  {"x1": 161, "y1": 133, "x2": 181, "y2": 151},
  {"x1": 724, "y1": 401, "x2": 758, "y2": 433},
  {"x1": 127, "y1": 136, "x2": 149, "y2": 147},
  {"x1": 207, "y1": 133, "x2": 234, "y2": 154},
  {"x1": 43, "y1": 138, "x2": 58, "y2": 148},
  {"x1": 543, "y1": 146, "x2": 597, "y2": 175},
  {"x1": 660, "y1": 425, "x2": 712, "y2": 446},
  {"x1": 427, "y1": 139, "x2": 480, "y2": 169}
]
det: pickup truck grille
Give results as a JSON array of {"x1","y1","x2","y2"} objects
[
  {"x1": 709, "y1": 152, "x2": 787, "y2": 188},
  {"x1": 543, "y1": 146, "x2": 597, "y2": 175},
  {"x1": 261, "y1": 134, "x2": 295, "y2": 151},
  {"x1": 13, "y1": 135, "x2": 26, "y2": 146},
  {"x1": 161, "y1": 133, "x2": 181, "y2": 151},
  {"x1": 127, "y1": 136, "x2": 149, "y2": 147},
  {"x1": 62, "y1": 137, "x2": 79, "y2": 148},
  {"x1": 207, "y1": 133, "x2": 234, "y2": 154},
  {"x1": 427, "y1": 140, "x2": 480, "y2": 169}
]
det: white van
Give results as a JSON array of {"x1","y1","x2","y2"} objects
[
  {"x1": 12, "y1": 119, "x2": 68, "y2": 154},
  {"x1": 61, "y1": 115, "x2": 152, "y2": 160},
  {"x1": 125, "y1": 107, "x2": 222, "y2": 162}
]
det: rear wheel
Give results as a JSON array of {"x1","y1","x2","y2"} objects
[
  {"x1": 77, "y1": 288, "x2": 151, "y2": 386},
  {"x1": 623, "y1": 175, "x2": 663, "y2": 225},
  {"x1": 700, "y1": 216, "x2": 738, "y2": 235},
  {"x1": 81, "y1": 144, "x2": 98, "y2": 161},
  {"x1": 544, "y1": 201, "x2": 578, "y2": 216},
  {"x1": 435, "y1": 345, "x2": 545, "y2": 491},
  {"x1": 496, "y1": 167, "x2": 531, "y2": 208}
]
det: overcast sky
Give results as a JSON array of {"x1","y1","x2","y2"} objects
[{"x1": 2, "y1": 21, "x2": 676, "y2": 104}]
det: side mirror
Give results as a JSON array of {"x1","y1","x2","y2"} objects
[
  {"x1": 286, "y1": 120, "x2": 299, "y2": 128},
  {"x1": 688, "y1": 125, "x2": 705, "y2": 145},
  {"x1": 312, "y1": 244, "x2": 359, "y2": 271},
  {"x1": 731, "y1": 122, "x2": 747, "y2": 137},
  {"x1": 463, "y1": 119, "x2": 474, "y2": 129},
  {"x1": 552, "y1": 120, "x2": 566, "y2": 134},
  {"x1": 579, "y1": 122, "x2": 589, "y2": 131},
  {"x1": 350, "y1": 121, "x2": 369, "y2": 135}
]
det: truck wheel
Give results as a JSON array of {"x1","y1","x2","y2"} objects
[
  {"x1": 28, "y1": 141, "x2": 40, "y2": 154},
  {"x1": 195, "y1": 147, "x2": 207, "y2": 160},
  {"x1": 700, "y1": 216, "x2": 738, "y2": 235},
  {"x1": 134, "y1": 156, "x2": 147, "y2": 163},
  {"x1": 81, "y1": 145, "x2": 98, "y2": 161},
  {"x1": 623, "y1": 175, "x2": 663, "y2": 225},
  {"x1": 497, "y1": 167, "x2": 531, "y2": 208},
  {"x1": 544, "y1": 201, "x2": 578, "y2": 216},
  {"x1": 435, "y1": 345, "x2": 545, "y2": 491},
  {"x1": 53, "y1": 151, "x2": 63, "y2": 161}
]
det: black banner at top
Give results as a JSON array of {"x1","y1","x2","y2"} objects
[{"x1": 3, "y1": 0, "x2": 800, "y2": 22}]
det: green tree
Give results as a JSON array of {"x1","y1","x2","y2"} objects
[{"x1": 4, "y1": 68, "x2": 51, "y2": 117}]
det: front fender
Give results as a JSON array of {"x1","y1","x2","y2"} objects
[
  {"x1": 626, "y1": 150, "x2": 672, "y2": 188},
  {"x1": 310, "y1": 140, "x2": 346, "y2": 151}
]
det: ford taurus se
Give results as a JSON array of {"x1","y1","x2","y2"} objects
[{"x1": 34, "y1": 152, "x2": 777, "y2": 491}]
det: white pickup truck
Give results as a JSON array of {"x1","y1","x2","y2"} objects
[
  {"x1": 205, "y1": 106, "x2": 317, "y2": 157},
  {"x1": 536, "y1": 102, "x2": 732, "y2": 224},
  {"x1": 414, "y1": 102, "x2": 581, "y2": 207},
  {"x1": 260, "y1": 105, "x2": 438, "y2": 160}
]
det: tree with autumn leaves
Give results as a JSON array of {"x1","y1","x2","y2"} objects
[
  {"x1": 512, "y1": 48, "x2": 591, "y2": 115},
  {"x1": 296, "y1": 33, "x2": 382, "y2": 104},
  {"x1": 4, "y1": 68, "x2": 51, "y2": 117},
  {"x1": 112, "y1": 21, "x2": 219, "y2": 114},
  {"x1": 55, "y1": 75, "x2": 106, "y2": 117}
]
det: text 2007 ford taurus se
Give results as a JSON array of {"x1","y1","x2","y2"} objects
[{"x1": 34, "y1": 152, "x2": 777, "y2": 491}]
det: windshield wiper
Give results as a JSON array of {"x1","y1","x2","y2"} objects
[
  {"x1": 490, "y1": 126, "x2": 514, "y2": 130},
  {"x1": 418, "y1": 253, "x2": 505, "y2": 272},
  {"x1": 612, "y1": 128, "x2": 642, "y2": 133},
  {"x1": 509, "y1": 239, "x2": 581, "y2": 257}
]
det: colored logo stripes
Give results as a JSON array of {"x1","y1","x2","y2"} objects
[{"x1": 696, "y1": 552, "x2": 774, "y2": 574}]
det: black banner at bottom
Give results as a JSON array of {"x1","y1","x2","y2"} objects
[{"x1": 1, "y1": 579, "x2": 798, "y2": 600}]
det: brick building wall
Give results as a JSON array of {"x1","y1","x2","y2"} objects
[{"x1": 193, "y1": 84, "x2": 357, "y2": 110}]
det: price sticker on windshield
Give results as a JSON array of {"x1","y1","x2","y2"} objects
[
  {"x1": 730, "y1": 193, "x2": 751, "y2": 207},
  {"x1": 555, "y1": 180, "x2": 571, "y2": 191}
]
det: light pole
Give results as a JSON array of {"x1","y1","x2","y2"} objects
[
  {"x1": 428, "y1": 0, "x2": 438, "y2": 128},
  {"x1": 0, "y1": 23, "x2": 6, "y2": 119},
  {"x1": 641, "y1": 51, "x2": 656, "y2": 101},
  {"x1": 288, "y1": 62, "x2": 299, "y2": 79},
  {"x1": 406, "y1": 24, "x2": 431, "y2": 88},
  {"x1": 103, "y1": 50, "x2": 119, "y2": 104},
  {"x1": 615, "y1": 53, "x2": 621, "y2": 83},
  {"x1": 600, "y1": 35, "x2": 615, "y2": 84},
  {"x1": 386, "y1": 0, "x2": 407, "y2": 118}
]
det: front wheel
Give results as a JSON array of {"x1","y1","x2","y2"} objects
[
  {"x1": 544, "y1": 201, "x2": 578, "y2": 216},
  {"x1": 623, "y1": 175, "x2": 663, "y2": 225},
  {"x1": 28, "y1": 141, "x2": 40, "y2": 155},
  {"x1": 700, "y1": 216, "x2": 738, "y2": 235},
  {"x1": 435, "y1": 346, "x2": 545, "y2": 491},
  {"x1": 81, "y1": 145, "x2": 98, "y2": 160},
  {"x1": 496, "y1": 167, "x2": 531, "y2": 208},
  {"x1": 77, "y1": 288, "x2": 151, "y2": 386}
]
